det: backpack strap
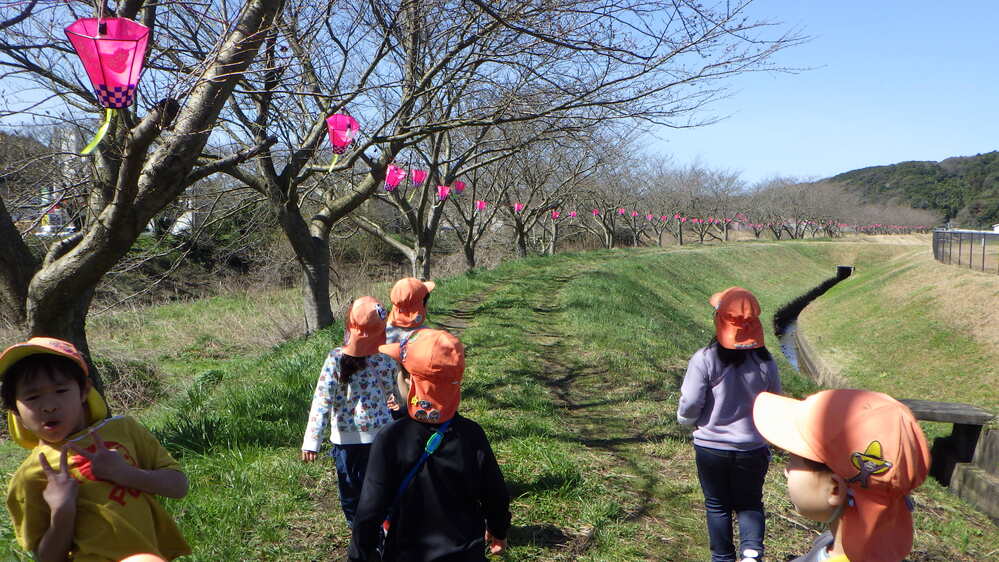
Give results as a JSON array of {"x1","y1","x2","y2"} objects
[{"x1": 382, "y1": 418, "x2": 453, "y2": 531}]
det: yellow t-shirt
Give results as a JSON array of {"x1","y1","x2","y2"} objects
[{"x1": 6, "y1": 416, "x2": 191, "y2": 561}]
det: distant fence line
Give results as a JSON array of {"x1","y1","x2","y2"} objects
[{"x1": 932, "y1": 229, "x2": 999, "y2": 274}]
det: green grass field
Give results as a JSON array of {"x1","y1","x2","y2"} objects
[{"x1": 2, "y1": 239, "x2": 996, "y2": 560}]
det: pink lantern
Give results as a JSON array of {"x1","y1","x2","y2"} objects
[
  {"x1": 680, "y1": 217, "x2": 688, "y2": 223},
  {"x1": 551, "y1": 210, "x2": 560, "y2": 220},
  {"x1": 384, "y1": 164, "x2": 407, "y2": 192},
  {"x1": 630, "y1": 211, "x2": 639, "y2": 217},
  {"x1": 592, "y1": 209, "x2": 600, "y2": 216},
  {"x1": 660, "y1": 215, "x2": 668, "y2": 221},
  {"x1": 617, "y1": 208, "x2": 626, "y2": 215},
  {"x1": 436, "y1": 185, "x2": 451, "y2": 200},
  {"x1": 513, "y1": 203, "x2": 525, "y2": 212},
  {"x1": 568, "y1": 211, "x2": 578, "y2": 218},
  {"x1": 411, "y1": 169, "x2": 428, "y2": 186},
  {"x1": 475, "y1": 200, "x2": 487, "y2": 211},
  {"x1": 452, "y1": 180, "x2": 466, "y2": 194},
  {"x1": 65, "y1": 17, "x2": 150, "y2": 155},
  {"x1": 674, "y1": 213, "x2": 681, "y2": 219},
  {"x1": 326, "y1": 114, "x2": 359, "y2": 155},
  {"x1": 646, "y1": 214, "x2": 654, "y2": 221}
]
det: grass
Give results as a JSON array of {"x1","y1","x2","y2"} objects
[{"x1": 2, "y1": 238, "x2": 996, "y2": 560}]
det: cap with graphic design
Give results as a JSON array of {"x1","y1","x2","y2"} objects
[
  {"x1": 709, "y1": 287, "x2": 764, "y2": 349},
  {"x1": 753, "y1": 389, "x2": 931, "y2": 562},
  {"x1": 342, "y1": 296, "x2": 389, "y2": 357},
  {"x1": 0, "y1": 337, "x2": 108, "y2": 449},
  {"x1": 387, "y1": 277, "x2": 436, "y2": 329},
  {"x1": 378, "y1": 329, "x2": 463, "y2": 423}
]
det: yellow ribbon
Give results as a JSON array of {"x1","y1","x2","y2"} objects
[
  {"x1": 80, "y1": 108, "x2": 114, "y2": 156},
  {"x1": 327, "y1": 153, "x2": 340, "y2": 173}
]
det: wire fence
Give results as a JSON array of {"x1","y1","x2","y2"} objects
[{"x1": 932, "y1": 228, "x2": 999, "y2": 274}]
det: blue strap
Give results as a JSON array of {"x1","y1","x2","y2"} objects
[{"x1": 384, "y1": 419, "x2": 452, "y2": 524}]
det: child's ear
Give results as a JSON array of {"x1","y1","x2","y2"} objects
[
  {"x1": 80, "y1": 378, "x2": 92, "y2": 405},
  {"x1": 827, "y1": 473, "x2": 848, "y2": 508}
]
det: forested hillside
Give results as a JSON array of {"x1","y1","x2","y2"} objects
[{"x1": 830, "y1": 151, "x2": 999, "y2": 227}]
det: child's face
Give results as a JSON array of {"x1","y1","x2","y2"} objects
[
  {"x1": 13, "y1": 368, "x2": 91, "y2": 444},
  {"x1": 784, "y1": 453, "x2": 841, "y2": 522}
]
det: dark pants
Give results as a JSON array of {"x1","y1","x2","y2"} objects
[
  {"x1": 331, "y1": 443, "x2": 372, "y2": 526},
  {"x1": 694, "y1": 444, "x2": 769, "y2": 562}
]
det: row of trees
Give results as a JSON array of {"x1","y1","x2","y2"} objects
[{"x1": 8, "y1": 0, "x2": 917, "y2": 387}]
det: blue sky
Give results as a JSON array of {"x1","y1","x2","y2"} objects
[{"x1": 651, "y1": 1, "x2": 999, "y2": 185}]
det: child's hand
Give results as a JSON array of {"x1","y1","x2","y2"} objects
[
  {"x1": 67, "y1": 429, "x2": 134, "y2": 484},
  {"x1": 387, "y1": 394, "x2": 400, "y2": 411},
  {"x1": 39, "y1": 448, "x2": 78, "y2": 513},
  {"x1": 301, "y1": 450, "x2": 318, "y2": 462},
  {"x1": 485, "y1": 530, "x2": 506, "y2": 555}
]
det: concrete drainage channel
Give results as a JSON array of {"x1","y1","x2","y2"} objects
[{"x1": 774, "y1": 266, "x2": 999, "y2": 523}]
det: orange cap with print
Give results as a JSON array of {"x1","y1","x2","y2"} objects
[
  {"x1": 0, "y1": 337, "x2": 108, "y2": 449},
  {"x1": 342, "y1": 296, "x2": 389, "y2": 357},
  {"x1": 379, "y1": 329, "x2": 463, "y2": 424},
  {"x1": 710, "y1": 287, "x2": 764, "y2": 350},
  {"x1": 753, "y1": 390, "x2": 931, "y2": 562},
  {"x1": 387, "y1": 277, "x2": 436, "y2": 329}
]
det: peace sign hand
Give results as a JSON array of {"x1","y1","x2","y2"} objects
[
  {"x1": 67, "y1": 430, "x2": 133, "y2": 485},
  {"x1": 39, "y1": 448, "x2": 78, "y2": 513}
]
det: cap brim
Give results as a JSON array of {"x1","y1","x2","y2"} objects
[
  {"x1": 0, "y1": 343, "x2": 89, "y2": 379},
  {"x1": 709, "y1": 290, "x2": 725, "y2": 309},
  {"x1": 753, "y1": 392, "x2": 822, "y2": 463},
  {"x1": 378, "y1": 343, "x2": 402, "y2": 362},
  {"x1": 423, "y1": 280, "x2": 436, "y2": 292}
]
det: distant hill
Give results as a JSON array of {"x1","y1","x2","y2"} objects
[{"x1": 829, "y1": 151, "x2": 999, "y2": 227}]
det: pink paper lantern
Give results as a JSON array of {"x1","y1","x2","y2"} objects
[
  {"x1": 592, "y1": 209, "x2": 600, "y2": 216},
  {"x1": 646, "y1": 214, "x2": 654, "y2": 221},
  {"x1": 513, "y1": 203, "x2": 525, "y2": 212},
  {"x1": 410, "y1": 169, "x2": 428, "y2": 186},
  {"x1": 660, "y1": 215, "x2": 668, "y2": 221},
  {"x1": 452, "y1": 180, "x2": 466, "y2": 194},
  {"x1": 568, "y1": 211, "x2": 578, "y2": 218},
  {"x1": 551, "y1": 210, "x2": 560, "y2": 220},
  {"x1": 680, "y1": 217, "x2": 687, "y2": 223},
  {"x1": 66, "y1": 18, "x2": 149, "y2": 109},
  {"x1": 630, "y1": 211, "x2": 639, "y2": 217},
  {"x1": 475, "y1": 200, "x2": 487, "y2": 211},
  {"x1": 326, "y1": 113, "x2": 359, "y2": 154},
  {"x1": 617, "y1": 208, "x2": 626, "y2": 215},
  {"x1": 436, "y1": 185, "x2": 451, "y2": 200},
  {"x1": 674, "y1": 213, "x2": 681, "y2": 219},
  {"x1": 384, "y1": 164, "x2": 407, "y2": 191}
]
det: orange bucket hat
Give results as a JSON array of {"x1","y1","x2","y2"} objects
[
  {"x1": 342, "y1": 296, "x2": 388, "y2": 357},
  {"x1": 387, "y1": 277, "x2": 436, "y2": 329},
  {"x1": 379, "y1": 329, "x2": 463, "y2": 424},
  {"x1": 0, "y1": 337, "x2": 108, "y2": 449},
  {"x1": 753, "y1": 390, "x2": 931, "y2": 562},
  {"x1": 710, "y1": 287, "x2": 764, "y2": 350}
]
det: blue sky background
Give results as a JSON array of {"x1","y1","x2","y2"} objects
[{"x1": 650, "y1": 1, "x2": 999, "y2": 185}]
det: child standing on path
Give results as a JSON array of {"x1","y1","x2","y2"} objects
[
  {"x1": 677, "y1": 287, "x2": 782, "y2": 562},
  {"x1": 2, "y1": 337, "x2": 190, "y2": 561},
  {"x1": 301, "y1": 296, "x2": 397, "y2": 526},
  {"x1": 385, "y1": 277, "x2": 435, "y2": 344},
  {"x1": 753, "y1": 390, "x2": 930, "y2": 562},
  {"x1": 348, "y1": 329, "x2": 511, "y2": 561}
]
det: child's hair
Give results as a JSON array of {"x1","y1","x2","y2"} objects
[
  {"x1": 707, "y1": 337, "x2": 772, "y2": 367},
  {"x1": 791, "y1": 452, "x2": 832, "y2": 472},
  {"x1": 338, "y1": 353, "x2": 368, "y2": 387},
  {"x1": 423, "y1": 292, "x2": 431, "y2": 306},
  {"x1": 1, "y1": 355, "x2": 88, "y2": 411}
]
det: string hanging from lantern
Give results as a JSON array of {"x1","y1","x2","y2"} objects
[{"x1": 65, "y1": 15, "x2": 150, "y2": 155}]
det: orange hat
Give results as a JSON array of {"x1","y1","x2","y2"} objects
[
  {"x1": 379, "y1": 329, "x2": 463, "y2": 423},
  {"x1": 387, "y1": 277, "x2": 436, "y2": 329},
  {"x1": 710, "y1": 287, "x2": 764, "y2": 349},
  {"x1": 0, "y1": 337, "x2": 108, "y2": 449},
  {"x1": 342, "y1": 296, "x2": 388, "y2": 357},
  {"x1": 753, "y1": 390, "x2": 931, "y2": 562}
]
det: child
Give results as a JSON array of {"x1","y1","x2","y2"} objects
[
  {"x1": 1, "y1": 337, "x2": 190, "y2": 561},
  {"x1": 301, "y1": 296, "x2": 397, "y2": 526},
  {"x1": 753, "y1": 389, "x2": 931, "y2": 562},
  {"x1": 677, "y1": 287, "x2": 781, "y2": 562},
  {"x1": 385, "y1": 277, "x2": 435, "y2": 344},
  {"x1": 348, "y1": 329, "x2": 511, "y2": 561}
]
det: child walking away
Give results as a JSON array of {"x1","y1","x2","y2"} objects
[
  {"x1": 753, "y1": 390, "x2": 930, "y2": 562},
  {"x1": 2, "y1": 337, "x2": 190, "y2": 561},
  {"x1": 677, "y1": 287, "x2": 781, "y2": 562},
  {"x1": 385, "y1": 277, "x2": 435, "y2": 344},
  {"x1": 301, "y1": 296, "x2": 397, "y2": 526},
  {"x1": 348, "y1": 329, "x2": 511, "y2": 561}
]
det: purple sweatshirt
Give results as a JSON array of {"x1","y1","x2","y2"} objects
[{"x1": 677, "y1": 345, "x2": 782, "y2": 451}]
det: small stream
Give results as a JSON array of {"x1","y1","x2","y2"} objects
[{"x1": 777, "y1": 320, "x2": 799, "y2": 371}]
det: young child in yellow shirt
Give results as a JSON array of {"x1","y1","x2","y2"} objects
[{"x1": 2, "y1": 337, "x2": 190, "y2": 561}]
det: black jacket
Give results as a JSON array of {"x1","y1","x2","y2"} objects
[
  {"x1": 791, "y1": 531, "x2": 835, "y2": 562},
  {"x1": 348, "y1": 414, "x2": 511, "y2": 562}
]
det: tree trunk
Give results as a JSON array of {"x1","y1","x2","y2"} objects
[
  {"x1": 515, "y1": 230, "x2": 528, "y2": 258},
  {"x1": 26, "y1": 284, "x2": 103, "y2": 393},
  {"x1": 300, "y1": 250, "x2": 333, "y2": 334},
  {"x1": 463, "y1": 244, "x2": 476, "y2": 270}
]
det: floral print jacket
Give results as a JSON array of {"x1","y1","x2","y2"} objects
[{"x1": 302, "y1": 348, "x2": 398, "y2": 450}]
